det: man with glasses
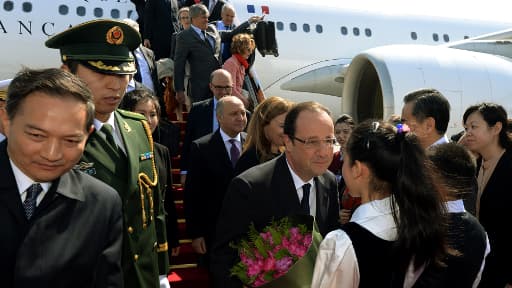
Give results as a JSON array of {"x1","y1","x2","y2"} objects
[
  {"x1": 211, "y1": 101, "x2": 340, "y2": 288},
  {"x1": 180, "y1": 69, "x2": 234, "y2": 185}
]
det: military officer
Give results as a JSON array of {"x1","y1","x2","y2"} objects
[{"x1": 45, "y1": 19, "x2": 170, "y2": 288}]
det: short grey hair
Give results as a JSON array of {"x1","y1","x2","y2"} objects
[{"x1": 189, "y1": 4, "x2": 208, "y2": 19}]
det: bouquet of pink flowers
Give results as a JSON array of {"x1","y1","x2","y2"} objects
[{"x1": 231, "y1": 215, "x2": 322, "y2": 287}]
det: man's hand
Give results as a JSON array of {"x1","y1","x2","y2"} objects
[
  {"x1": 339, "y1": 209, "x2": 351, "y2": 224},
  {"x1": 248, "y1": 15, "x2": 264, "y2": 24},
  {"x1": 143, "y1": 39, "x2": 151, "y2": 49},
  {"x1": 191, "y1": 237, "x2": 207, "y2": 254},
  {"x1": 176, "y1": 91, "x2": 186, "y2": 104}
]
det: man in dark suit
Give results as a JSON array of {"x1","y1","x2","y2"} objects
[
  {"x1": 174, "y1": 4, "x2": 256, "y2": 104},
  {"x1": 46, "y1": 20, "x2": 170, "y2": 288},
  {"x1": 184, "y1": 96, "x2": 247, "y2": 271},
  {"x1": 0, "y1": 68, "x2": 123, "y2": 287},
  {"x1": 143, "y1": 0, "x2": 179, "y2": 60},
  {"x1": 211, "y1": 101, "x2": 340, "y2": 288},
  {"x1": 179, "y1": 69, "x2": 233, "y2": 184}
]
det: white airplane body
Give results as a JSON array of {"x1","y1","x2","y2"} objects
[{"x1": 2, "y1": 0, "x2": 512, "y2": 134}]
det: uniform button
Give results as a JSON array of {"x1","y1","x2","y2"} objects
[
  {"x1": 127, "y1": 226, "x2": 134, "y2": 234},
  {"x1": 134, "y1": 254, "x2": 139, "y2": 261}
]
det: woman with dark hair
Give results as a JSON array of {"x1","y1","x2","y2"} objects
[
  {"x1": 312, "y1": 120, "x2": 448, "y2": 287},
  {"x1": 234, "y1": 96, "x2": 293, "y2": 175},
  {"x1": 462, "y1": 103, "x2": 512, "y2": 288},
  {"x1": 328, "y1": 114, "x2": 359, "y2": 224},
  {"x1": 121, "y1": 88, "x2": 181, "y2": 257}
]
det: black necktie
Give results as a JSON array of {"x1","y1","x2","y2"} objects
[
  {"x1": 24, "y1": 183, "x2": 42, "y2": 219},
  {"x1": 229, "y1": 139, "x2": 240, "y2": 167},
  {"x1": 301, "y1": 183, "x2": 311, "y2": 215},
  {"x1": 203, "y1": 30, "x2": 212, "y2": 50},
  {"x1": 101, "y1": 124, "x2": 117, "y2": 149}
]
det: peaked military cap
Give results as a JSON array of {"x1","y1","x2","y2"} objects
[
  {"x1": 45, "y1": 19, "x2": 141, "y2": 75},
  {"x1": 0, "y1": 79, "x2": 11, "y2": 101}
]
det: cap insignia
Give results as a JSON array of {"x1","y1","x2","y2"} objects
[
  {"x1": 88, "y1": 61, "x2": 121, "y2": 71},
  {"x1": 106, "y1": 26, "x2": 124, "y2": 45}
]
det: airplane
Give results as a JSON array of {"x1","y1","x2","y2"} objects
[{"x1": 2, "y1": 0, "x2": 512, "y2": 135}]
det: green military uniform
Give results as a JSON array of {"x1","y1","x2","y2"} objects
[{"x1": 45, "y1": 19, "x2": 168, "y2": 288}]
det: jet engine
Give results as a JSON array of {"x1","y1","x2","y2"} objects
[{"x1": 342, "y1": 44, "x2": 512, "y2": 134}]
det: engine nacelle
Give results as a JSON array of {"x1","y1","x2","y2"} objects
[{"x1": 342, "y1": 44, "x2": 512, "y2": 134}]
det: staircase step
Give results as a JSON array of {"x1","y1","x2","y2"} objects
[
  {"x1": 171, "y1": 242, "x2": 199, "y2": 266},
  {"x1": 168, "y1": 266, "x2": 210, "y2": 288}
]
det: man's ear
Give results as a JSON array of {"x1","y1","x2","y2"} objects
[{"x1": 425, "y1": 117, "x2": 435, "y2": 133}]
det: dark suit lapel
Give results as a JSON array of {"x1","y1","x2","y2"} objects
[
  {"x1": 0, "y1": 142, "x2": 27, "y2": 225},
  {"x1": 211, "y1": 130, "x2": 233, "y2": 170},
  {"x1": 272, "y1": 155, "x2": 302, "y2": 214},
  {"x1": 206, "y1": 99, "x2": 214, "y2": 131},
  {"x1": 314, "y1": 175, "x2": 330, "y2": 226}
]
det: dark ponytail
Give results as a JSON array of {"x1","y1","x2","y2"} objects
[{"x1": 346, "y1": 120, "x2": 447, "y2": 272}]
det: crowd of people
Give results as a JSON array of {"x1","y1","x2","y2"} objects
[{"x1": 0, "y1": 1, "x2": 510, "y2": 288}]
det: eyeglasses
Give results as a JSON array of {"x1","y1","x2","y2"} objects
[
  {"x1": 212, "y1": 85, "x2": 233, "y2": 90},
  {"x1": 290, "y1": 136, "x2": 337, "y2": 149}
]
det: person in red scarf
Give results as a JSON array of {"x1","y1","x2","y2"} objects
[{"x1": 222, "y1": 33, "x2": 255, "y2": 108}]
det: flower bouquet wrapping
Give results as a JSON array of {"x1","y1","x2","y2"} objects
[{"x1": 230, "y1": 214, "x2": 322, "y2": 287}]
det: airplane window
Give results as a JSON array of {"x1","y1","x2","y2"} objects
[
  {"x1": 464, "y1": 36, "x2": 470, "y2": 39},
  {"x1": 111, "y1": 9, "x2": 120, "y2": 19},
  {"x1": 443, "y1": 34, "x2": 449, "y2": 42},
  {"x1": 276, "y1": 22, "x2": 284, "y2": 31},
  {"x1": 94, "y1": 8, "x2": 103, "y2": 18},
  {"x1": 290, "y1": 22, "x2": 297, "y2": 32},
  {"x1": 59, "y1": 5, "x2": 69, "y2": 15},
  {"x1": 77, "y1": 6, "x2": 86, "y2": 16},
  {"x1": 303, "y1": 23, "x2": 310, "y2": 33},
  {"x1": 353, "y1": 27, "x2": 360, "y2": 36},
  {"x1": 365, "y1": 28, "x2": 372, "y2": 37},
  {"x1": 316, "y1": 25, "x2": 323, "y2": 33},
  {"x1": 411, "y1": 32, "x2": 418, "y2": 40},
  {"x1": 3, "y1": 1, "x2": 13, "y2": 11},
  {"x1": 433, "y1": 33, "x2": 439, "y2": 42},
  {"x1": 340, "y1": 26, "x2": 348, "y2": 35},
  {"x1": 22, "y1": 2, "x2": 32, "y2": 12}
]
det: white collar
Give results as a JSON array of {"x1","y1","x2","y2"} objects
[
  {"x1": 285, "y1": 157, "x2": 314, "y2": 190},
  {"x1": 219, "y1": 128, "x2": 241, "y2": 143},
  {"x1": 430, "y1": 135, "x2": 450, "y2": 147},
  {"x1": 10, "y1": 159, "x2": 51, "y2": 196},
  {"x1": 93, "y1": 113, "x2": 117, "y2": 132},
  {"x1": 350, "y1": 197, "x2": 397, "y2": 241}
]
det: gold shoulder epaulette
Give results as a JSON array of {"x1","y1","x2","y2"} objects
[{"x1": 117, "y1": 108, "x2": 145, "y2": 120}]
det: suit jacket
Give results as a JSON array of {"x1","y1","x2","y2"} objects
[
  {"x1": 174, "y1": 22, "x2": 252, "y2": 102},
  {"x1": 77, "y1": 110, "x2": 168, "y2": 288},
  {"x1": 143, "y1": 0, "x2": 179, "y2": 60},
  {"x1": 184, "y1": 129, "x2": 246, "y2": 249},
  {"x1": 181, "y1": 98, "x2": 215, "y2": 172},
  {"x1": 0, "y1": 141, "x2": 123, "y2": 288},
  {"x1": 174, "y1": 25, "x2": 222, "y2": 102},
  {"x1": 211, "y1": 154, "x2": 340, "y2": 287},
  {"x1": 477, "y1": 149, "x2": 512, "y2": 287}
]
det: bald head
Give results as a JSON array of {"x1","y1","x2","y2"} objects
[
  {"x1": 209, "y1": 69, "x2": 234, "y2": 100},
  {"x1": 216, "y1": 96, "x2": 247, "y2": 137}
]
